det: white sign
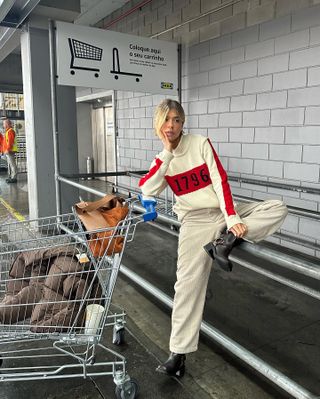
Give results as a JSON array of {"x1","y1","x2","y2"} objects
[{"x1": 55, "y1": 21, "x2": 178, "y2": 95}]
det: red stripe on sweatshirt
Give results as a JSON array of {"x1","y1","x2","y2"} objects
[
  {"x1": 165, "y1": 163, "x2": 212, "y2": 196},
  {"x1": 207, "y1": 139, "x2": 236, "y2": 216},
  {"x1": 139, "y1": 158, "x2": 163, "y2": 187}
]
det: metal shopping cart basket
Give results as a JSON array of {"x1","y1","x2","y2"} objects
[
  {"x1": 0, "y1": 197, "x2": 157, "y2": 399},
  {"x1": 68, "y1": 38, "x2": 103, "y2": 77}
]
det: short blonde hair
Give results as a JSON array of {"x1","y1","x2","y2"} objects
[{"x1": 154, "y1": 99, "x2": 185, "y2": 137}]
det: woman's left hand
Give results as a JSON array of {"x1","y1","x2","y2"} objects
[{"x1": 229, "y1": 223, "x2": 248, "y2": 238}]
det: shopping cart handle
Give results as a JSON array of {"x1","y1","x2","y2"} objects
[{"x1": 139, "y1": 195, "x2": 158, "y2": 222}]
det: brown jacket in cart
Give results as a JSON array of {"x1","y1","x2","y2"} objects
[{"x1": 0, "y1": 246, "x2": 101, "y2": 333}]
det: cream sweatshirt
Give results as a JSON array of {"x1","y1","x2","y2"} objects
[{"x1": 139, "y1": 133, "x2": 243, "y2": 228}]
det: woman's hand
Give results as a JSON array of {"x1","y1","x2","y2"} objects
[
  {"x1": 229, "y1": 223, "x2": 248, "y2": 238},
  {"x1": 160, "y1": 131, "x2": 173, "y2": 152}
]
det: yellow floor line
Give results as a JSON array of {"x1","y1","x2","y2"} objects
[{"x1": 0, "y1": 197, "x2": 26, "y2": 221}]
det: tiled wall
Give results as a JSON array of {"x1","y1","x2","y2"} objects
[{"x1": 97, "y1": 0, "x2": 320, "y2": 257}]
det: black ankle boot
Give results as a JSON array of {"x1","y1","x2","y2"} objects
[
  {"x1": 204, "y1": 231, "x2": 241, "y2": 272},
  {"x1": 156, "y1": 353, "x2": 186, "y2": 377}
]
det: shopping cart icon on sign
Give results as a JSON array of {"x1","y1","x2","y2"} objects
[
  {"x1": 68, "y1": 38, "x2": 103, "y2": 78},
  {"x1": 110, "y1": 48, "x2": 142, "y2": 82}
]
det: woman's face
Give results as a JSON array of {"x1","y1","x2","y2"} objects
[{"x1": 160, "y1": 109, "x2": 183, "y2": 146}]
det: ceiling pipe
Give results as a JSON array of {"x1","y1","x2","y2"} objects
[{"x1": 103, "y1": 0, "x2": 152, "y2": 29}]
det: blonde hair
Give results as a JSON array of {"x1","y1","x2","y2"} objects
[{"x1": 154, "y1": 99, "x2": 185, "y2": 137}]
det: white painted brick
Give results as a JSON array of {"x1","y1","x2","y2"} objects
[
  {"x1": 128, "y1": 97, "x2": 140, "y2": 108},
  {"x1": 135, "y1": 149, "x2": 147, "y2": 160},
  {"x1": 220, "y1": 80, "x2": 243, "y2": 97},
  {"x1": 198, "y1": 84, "x2": 220, "y2": 100},
  {"x1": 290, "y1": 46, "x2": 320, "y2": 69},
  {"x1": 275, "y1": 30, "x2": 309, "y2": 54},
  {"x1": 183, "y1": 0, "x2": 200, "y2": 20},
  {"x1": 125, "y1": 148, "x2": 134, "y2": 158},
  {"x1": 152, "y1": 140, "x2": 162, "y2": 151},
  {"x1": 189, "y1": 100, "x2": 208, "y2": 114},
  {"x1": 242, "y1": 143, "x2": 269, "y2": 159},
  {"x1": 254, "y1": 160, "x2": 283, "y2": 178},
  {"x1": 229, "y1": 158, "x2": 254, "y2": 174},
  {"x1": 134, "y1": 129, "x2": 146, "y2": 139},
  {"x1": 271, "y1": 108, "x2": 304, "y2": 126},
  {"x1": 140, "y1": 96, "x2": 153, "y2": 107},
  {"x1": 305, "y1": 106, "x2": 320, "y2": 124},
  {"x1": 210, "y1": 35, "x2": 232, "y2": 54},
  {"x1": 247, "y1": 1, "x2": 275, "y2": 27},
  {"x1": 281, "y1": 214, "x2": 299, "y2": 233},
  {"x1": 243, "y1": 110, "x2": 270, "y2": 126},
  {"x1": 244, "y1": 75, "x2": 272, "y2": 94},
  {"x1": 221, "y1": 12, "x2": 246, "y2": 35},
  {"x1": 284, "y1": 196, "x2": 318, "y2": 212},
  {"x1": 257, "y1": 91, "x2": 287, "y2": 109},
  {"x1": 199, "y1": 21, "x2": 220, "y2": 43},
  {"x1": 299, "y1": 218, "x2": 320, "y2": 238},
  {"x1": 119, "y1": 119, "x2": 130, "y2": 129},
  {"x1": 245, "y1": 39, "x2": 274, "y2": 61},
  {"x1": 255, "y1": 127, "x2": 285, "y2": 143},
  {"x1": 219, "y1": 143, "x2": 241, "y2": 157},
  {"x1": 188, "y1": 41, "x2": 210, "y2": 60},
  {"x1": 133, "y1": 108, "x2": 146, "y2": 118},
  {"x1": 140, "y1": 140, "x2": 153, "y2": 150},
  {"x1": 292, "y1": 4, "x2": 320, "y2": 32},
  {"x1": 284, "y1": 162, "x2": 319, "y2": 182},
  {"x1": 231, "y1": 60, "x2": 257, "y2": 80},
  {"x1": 131, "y1": 158, "x2": 141, "y2": 169},
  {"x1": 166, "y1": 9, "x2": 181, "y2": 29},
  {"x1": 145, "y1": 106, "x2": 154, "y2": 117},
  {"x1": 231, "y1": 94, "x2": 256, "y2": 111},
  {"x1": 230, "y1": 128, "x2": 255, "y2": 142},
  {"x1": 209, "y1": 66, "x2": 230, "y2": 84},
  {"x1": 258, "y1": 53, "x2": 289, "y2": 75},
  {"x1": 200, "y1": 53, "x2": 221, "y2": 72},
  {"x1": 231, "y1": 26, "x2": 259, "y2": 47},
  {"x1": 129, "y1": 139, "x2": 140, "y2": 149},
  {"x1": 219, "y1": 112, "x2": 242, "y2": 127},
  {"x1": 182, "y1": 88, "x2": 199, "y2": 101},
  {"x1": 140, "y1": 118, "x2": 153, "y2": 128},
  {"x1": 286, "y1": 126, "x2": 320, "y2": 144},
  {"x1": 310, "y1": 25, "x2": 320, "y2": 45},
  {"x1": 260, "y1": 15, "x2": 291, "y2": 41},
  {"x1": 201, "y1": 0, "x2": 221, "y2": 13},
  {"x1": 308, "y1": 66, "x2": 320, "y2": 86},
  {"x1": 182, "y1": 59, "x2": 200, "y2": 76},
  {"x1": 220, "y1": 47, "x2": 245, "y2": 66},
  {"x1": 117, "y1": 99, "x2": 129, "y2": 109},
  {"x1": 276, "y1": 0, "x2": 310, "y2": 18},
  {"x1": 273, "y1": 69, "x2": 307, "y2": 90},
  {"x1": 270, "y1": 144, "x2": 302, "y2": 161},
  {"x1": 303, "y1": 145, "x2": 320, "y2": 163},
  {"x1": 185, "y1": 115, "x2": 198, "y2": 128},
  {"x1": 130, "y1": 119, "x2": 140, "y2": 128},
  {"x1": 208, "y1": 128, "x2": 229, "y2": 142},
  {"x1": 288, "y1": 86, "x2": 320, "y2": 106},
  {"x1": 199, "y1": 114, "x2": 219, "y2": 127},
  {"x1": 184, "y1": 72, "x2": 209, "y2": 89},
  {"x1": 208, "y1": 98, "x2": 230, "y2": 113}
]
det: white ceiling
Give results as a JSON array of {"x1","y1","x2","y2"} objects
[{"x1": 76, "y1": 0, "x2": 129, "y2": 26}]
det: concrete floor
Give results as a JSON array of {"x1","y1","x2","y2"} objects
[{"x1": 0, "y1": 172, "x2": 319, "y2": 399}]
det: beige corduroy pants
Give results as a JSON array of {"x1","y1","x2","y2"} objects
[{"x1": 169, "y1": 199, "x2": 288, "y2": 354}]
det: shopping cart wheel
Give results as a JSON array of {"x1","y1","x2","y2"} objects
[
  {"x1": 115, "y1": 379, "x2": 138, "y2": 399},
  {"x1": 94, "y1": 73, "x2": 99, "y2": 78},
  {"x1": 113, "y1": 327, "x2": 125, "y2": 345},
  {"x1": 136, "y1": 78, "x2": 140, "y2": 82},
  {"x1": 71, "y1": 70, "x2": 75, "y2": 75}
]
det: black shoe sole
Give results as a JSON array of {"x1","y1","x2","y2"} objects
[{"x1": 155, "y1": 364, "x2": 185, "y2": 378}]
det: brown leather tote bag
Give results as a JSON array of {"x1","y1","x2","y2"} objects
[{"x1": 74, "y1": 195, "x2": 129, "y2": 257}]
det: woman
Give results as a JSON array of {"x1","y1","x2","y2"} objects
[{"x1": 139, "y1": 99, "x2": 288, "y2": 377}]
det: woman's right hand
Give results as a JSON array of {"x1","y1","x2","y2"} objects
[{"x1": 160, "y1": 131, "x2": 173, "y2": 152}]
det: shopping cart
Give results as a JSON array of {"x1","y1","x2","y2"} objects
[
  {"x1": 0, "y1": 197, "x2": 157, "y2": 398},
  {"x1": 68, "y1": 38, "x2": 103, "y2": 77}
]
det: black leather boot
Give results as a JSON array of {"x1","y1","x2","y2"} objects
[
  {"x1": 204, "y1": 231, "x2": 241, "y2": 272},
  {"x1": 156, "y1": 353, "x2": 186, "y2": 377}
]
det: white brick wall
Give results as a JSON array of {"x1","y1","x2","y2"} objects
[{"x1": 107, "y1": 0, "x2": 320, "y2": 257}]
